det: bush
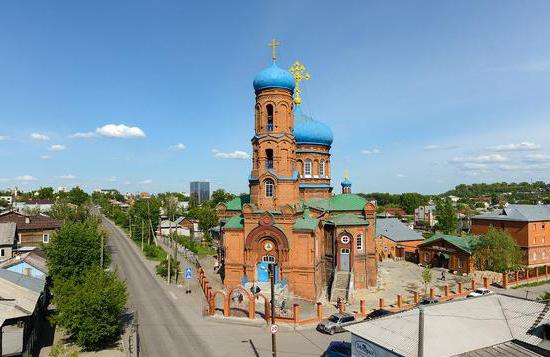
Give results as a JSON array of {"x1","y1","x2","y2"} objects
[
  {"x1": 143, "y1": 244, "x2": 166, "y2": 260},
  {"x1": 155, "y1": 256, "x2": 178, "y2": 278}
]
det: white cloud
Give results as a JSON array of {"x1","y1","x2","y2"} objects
[
  {"x1": 487, "y1": 142, "x2": 541, "y2": 152},
  {"x1": 96, "y1": 124, "x2": 146, "y2": 139},
  {"x1": 423, "y1": 144, "x2": 458, "y2": 151},
  {"x1": 40, "y1": 155, "x2": 52, "y2": 160},
  {"x1": 525, "y1": 154, "x2": 550, "y2": 163},
  {"x1": 140, "y1": 179, "x2": 152, "y2": 184},
  {"x1": 31, "y1": 133, "x2": 49, "y2": 141},
  {"x1": 58, "y1": 174, "x2": 77, "y2": 179},
  {"x1": 106, "y1": 176, "x2": 118, "y2": 182},
  {"x1": 15, "y1": 175, "x2": 37, "y2": 181},
  {"x1": 450, "y1": 154, "x2": 508, "y2": 164},
  {"x1": 69, "y1": 132, "x2": 97, "y2": 139},
  {"x1": 491, "y1": 59, "x2": 550, "y2": 73},
  {"x1": 459, "y1": 163, "x2": 489, "y2": 171},
  {"x1": 48, "y1": 144, "x2": 66, "y2": 151},
  {"x1": 170, "y1": 143, "x2": 186, "y2": 151},
  {"x1": 396, "y1": 173, "x2": 406, "y2": 178},
  {"x1": 212, "y1": 149, "x2": 250, "y2": 160},
  {"x1": 361, "y1": 148, "x2": 381, "y2": 155},
  {"x1": 123, "y1": 181, "x2": 131, "y2": 185},
  {"x1": 0, "y1": 135, "x2": 9, "y2": 141}
]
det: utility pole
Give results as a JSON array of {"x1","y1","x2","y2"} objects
[
  {"x1": 100, "y1": 233, "x2": 104, "y2": 268},
  {"x1": 141, "y1": 220, "x2": 144, "y2": 251},
  {"x1": 129, "y1": 214, "x2": 132, "y2": 239},
  {"x1": 418, "y1": 306, "x2": 424, "y2": 357},
  {"x1": 269, "y1": 263, "x2": 277, "y2": 357},
  {"x1": 167, "y1": 253, "x2": 171, "y2": 284}
]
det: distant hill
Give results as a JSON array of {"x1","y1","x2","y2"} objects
[{"x1": 442, "y1": 181, "x2": 550, "y2": 204}]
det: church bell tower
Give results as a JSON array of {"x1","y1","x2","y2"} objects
[{"x1": 249, "y1": 40, "x2": 299, "y2": 210}]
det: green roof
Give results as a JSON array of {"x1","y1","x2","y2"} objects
[
  {"x1": 224, "y1": 214, "x2": 244, "y2": 229},
  {"x1": 224, "y1": 194, "x2": 250, "y2": 210},
  {"x1": 304, "y1": 194, "x2": 368, "y2": 212},
  {"x1": 419, "y1": 234, "x2": 477, "y2": 255},
  {"x1": 293, "y1": 208, "x2": 319, "y2": 231},
  {"x1": 325, "y1": 213, "x2": 369, "y2": 226}
]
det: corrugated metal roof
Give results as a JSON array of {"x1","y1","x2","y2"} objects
[
  {"x1": 0, "y1": 269, "x2": 45, "y2": 293},
  {"x1": 376, "y1": 218, "x2": 424, "y2": 242},
  {"x1": 0, "y1": 222, "x2": 16, "y2": 245},
  {"x1": 473, "y1": 204, "x2": 550, "y2": 222}
]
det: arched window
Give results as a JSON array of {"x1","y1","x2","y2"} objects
[
  {"x1": 533, "y1": 251, "x2": 537, "y2": 261},
  {"x1": 305, "y1": 159, "x2": 312, "y2": 177},
  {"x1": 266, "y1": 149, "x2": 274, "y2": 169},
  {"x1": 265, "y1": 179, "x2": 274, "y2": 197},
  {"x1": 356, "y1": 234, "x2": 363, "y2": 251},
  {"x1": 266, "y1": 104, "x2": 274, "y2": 131},
  {"x1": 319, "y1": 159, "x2": 325, "y2": 177}
]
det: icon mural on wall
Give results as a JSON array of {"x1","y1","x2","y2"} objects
[{"x1": 263, "y1": 241, "x2": 274, "y2": 252}]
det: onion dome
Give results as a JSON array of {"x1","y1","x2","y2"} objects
[
  {"x1": 341, "y1": 179, "x2": 352, "y2": 188},
  {"x1": 253, "y1": 62, "x2": 296, "y2": 92},
  {"x1": 293, "y1": 105, "x2": 333, "y2": 146}
]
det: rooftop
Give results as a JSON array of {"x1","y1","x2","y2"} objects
[
  {"x1": 0, "y1": 222, "x2": 16, "y2": 245},
  {"x1": 473, "y1": 204, "x2": 550, "y2": 222},
  {"x1": 376, "y1": 218, "x2": 424, "y2": 242},
  {"x1": 419, "y1": 233, "x2": 477, "y2": 254}
]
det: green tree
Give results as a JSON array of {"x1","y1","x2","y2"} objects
[
  {"x1": 37, "y1": 186, "x2": 55, "y2": 200},
  {"x1": 421, "y1": 265, "x2": 432, "y2": 295},
  {"x1": 399, "y1": 192, "x2": 428, "y2": 214},
  {"x1": 68, "y1": 186, "x2": 90, "y2": 206},
  {"x1": 435, "y1": 198, "x2": 457, "y2": 234},
  {"x1": 52, "y1": 267, "x2": 127, "y2": 350},
  {"x1": 472, "y1": 227, "x2": 522, "y2": 272},
  {"x1": 45, "y1": 221, "x2": 107, "y2": 280},
  {"x1": 209, "y1": 189, "x2": 235, "y2": 207}
]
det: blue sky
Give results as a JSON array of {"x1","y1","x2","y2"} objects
[{"x1": 1, "y1": 0, "x2": 549, "y2": 195}]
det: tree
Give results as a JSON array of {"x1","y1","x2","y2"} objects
[
  {"x1": 421, "y1": 265, "x2": 432, "y2": 295},
  {"x1": 209, "y1": 189, "x2": 235, "y2": 207},
  {"x1": 37, "y1": 186, "x2": 54, "y2": 200},
  {"x1": 52, "y1": 267, "x2": 127, "y2": 350},
  {"x1": 435, "y1": 198, "x2": 457, "y2": 234},
  {"x1": 50, "y1": 199, "x2": 93, "y2": 223},
  {"x1": 472, "y1": 227, "x2": 522, "y2": 273},
  {"x1": 197, "y1": 206, "x2": 219, "y2": 240},
  {"x1": 68, "y1": 186, "x2": 89, "y2": 206},
  {"x1": 399, "y1": 193, "x2": 428, "y2": 214},
  {"x1": 45, "y1": 220, "x2": 107, "y2": 280}
]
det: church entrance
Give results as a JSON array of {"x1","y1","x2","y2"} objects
[
  {"x1": 340, "y1": 248, "x2": 350, "y2": 271},
  {"x1": 256, "y1": 256, "x2": 278, "y2": 283}
]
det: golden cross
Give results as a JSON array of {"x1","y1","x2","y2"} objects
[
  {"x1": 268, "y1": 39, "x2": 280, "y2": 61},
  {"x1": 289, "y1": 61, "x2": 310, "y2": 104}
]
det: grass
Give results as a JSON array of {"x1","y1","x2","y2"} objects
[{"x1": 511, "y1": 279, "x2": 550, "y2": 289}]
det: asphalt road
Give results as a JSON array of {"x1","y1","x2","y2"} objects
[{"x1": 102, "y1": 215, "x2": 213, "y2": 357}]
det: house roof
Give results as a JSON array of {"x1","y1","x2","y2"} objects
[
  {"x1": 224, "y1": 194, "x2": 250, "y2": 211},
  {"x1": 224, "y1": 214, "x2": 244, "y2": 229},
  {"x1": 345, "y1": 294, "x2": 550, "y2": 357},
  {"x1": 0, "y1": 222, "x2": 16, "y2": 245},
  {"x1": 324, "y1": 213, "x2": 369, "y2": 226},
  {"x1": 473, "y1": 204, "x2": 550, "y2": 222},
  {"x1": 293, "y1": 209, "x2": 319, "y2": 231},
  {"x1": 0, "y1": 269, "x2": 45, "y2": 294},
  {"x1": 0, "y1": 250, "x2": 48, "y2": 273},
  {"x1": 376, "y1": 218, "x2": 424, "y2": 242},
  {"x1": 0, "y1": 211, "x2": 62, "y2": 231},
  {"x1": 304, "y1": 194, "x2": 369, "y2": 213},
  {"x1": 419, "y1": 234, "x2": 477, "y2": 254}
]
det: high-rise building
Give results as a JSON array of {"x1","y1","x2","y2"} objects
[{"x1": 190, "y1": 181, "x2": 210, "y2": 204}]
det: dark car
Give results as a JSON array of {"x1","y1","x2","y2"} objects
[
  {"x1": 364, "y1": 309, "x2": 393, "y2": 320},
  {"x1": 317, "y1": 313, "x2": 356, "y2": 335},
  {"x1": 420, "y1": 297, "x2": 439, "y2": 305},
  {"x1": 322, "y1": 341, "x2": 351, "y2": 357}
]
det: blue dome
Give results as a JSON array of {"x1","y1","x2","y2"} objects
[
  {"x1": 341, "y1": 179, "x2": 352, "y2": 188},
  {"x1": 253, "y1": 62, "x2": 295, "y2": 92},
  {"x1": 293, "y1": 105, "x2": 333, "y2": 146}
]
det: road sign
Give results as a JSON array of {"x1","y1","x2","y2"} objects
[
  {"x1": 270, "y1": 324, "x2": 278, "y2": 334},
  {"x1": 185, "y1": 267, "x2": 192, "y2": 280}
]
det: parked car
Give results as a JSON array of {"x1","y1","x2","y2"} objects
[
  {"x1": 322, "y1": 341, "x2": 351, "y2": 357},
  {"x1": 364, "y1": 309, "x2": 393, "y2": 320},
  {"x1": 420, "y1": 297, "x2": 439, "y2": 305},
  {"x1": 317, "y1": 313, "x2": 356, "y2": 335},
  {"x1": 467, "y1": 288, "x2": 493, "y2": 298}
]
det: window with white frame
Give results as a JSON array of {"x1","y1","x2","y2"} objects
[
  {"x1": 265, "y1": 179, "x2": 274, "y2": 197},
  {"x1": 304, "y1": 159, "x2": 312, "y2": 177},
  {"x1": 43, "y1": 233, "x2": 49, "y2": 243},
  {"x1": 262, "y1": 255, "x2": 275, "y2": 263},
  {"x1": 533, "y1": 251, "x2": 537, "y2": 261},
  {"x1": 356, "y1": 234, "x2": 363, "y2": 251},
  {"x1": 543, "y1": 251, "x2": 547, "y2": 260},
  {"x1": 319, "y1": 159, "x2": 325, "y2": 177}
]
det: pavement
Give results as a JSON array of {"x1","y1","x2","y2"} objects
[{"x1": 103, "y1": 215, "x2": 347, "y2": 357}]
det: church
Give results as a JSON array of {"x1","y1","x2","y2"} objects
[{"x1": 216, "y1": 43, "x2": 378, "y2": 301}]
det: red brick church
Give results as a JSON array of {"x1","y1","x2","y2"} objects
[{"x1": 216, "y1": 44, "x2": 377, "y2": 301}]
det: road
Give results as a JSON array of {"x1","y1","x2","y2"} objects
[{"x1": 103, "y1": 215, "x2": 213, "y2": 357}]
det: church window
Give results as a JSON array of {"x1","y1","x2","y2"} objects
[
  {"x1": 533, "y1": 251, "x2": 537, "y2": 261},
  {"x1": 320, "y1": 159, "x2": 325, "y2": 177},
  {"x1": 266, "y1": 149, "x2": 274, "y2": 169},
  {"x1": 305, "y1": 159, "x2": 312, "y2": 177},
  {"x1": 265, "y1": 179, "x2": 274, "y2": 197},
  {"x1": 262, "y1": 255, "x2": 276, "y2": 263},
  {"x1": 356, "y1": 234, "x2": 363, "y2": 251},
  {"x1": 266, "y1": 104, "x2": 274, "y2": 131}
]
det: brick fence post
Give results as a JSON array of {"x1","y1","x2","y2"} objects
[
  {"x1": 413, "y1": 292, "x2": 419, "y2": 304},
  {"x1": 379, "y1": 298, "x2": 384, "y2": 310},
  {"x1": 444, "y1": 285, "x2": 449, "y2": 297},
  {"x1": 429, "y1": 287, "x2": 435, "y2": 299},
  {"x1": 317, "y1": 302, "x2": 323, "y2": 321},
  {"x1": 502, "y1": 273, "x2": 508, "y2": 288},
  {"x1": 471, "y1": 280, "x2": 476, "y2": 290},
  {"x1": 224, "y1": 296, "x2": 230, "y2": 317},
  {"x1": 515, "y1": 271, "x2": 519, "y2": 283},
  {"x1": 545, "y1": 265, "x2": 548, "y2": 277},
  {"x1": 339, "y1": 300, "x2": 345, "y2": 313},
  {"x1": 483, "y1": 277, "x2": 489, "y2": 289},
  {"x1": 397, "y1": 294, "x2": 402, "y2": 308},
  {"x1": 457, "y1": 282, "x2": 463, "y2": 294},
  {"x1": 293, "y1": 304, "x2": 300, "y2": 324},
  {"x1": 249, "y1": 298, "x2": 255, "y2": 320},
  {"x1": 360, "y1": 300, "x2": 366, "y2": 315}
]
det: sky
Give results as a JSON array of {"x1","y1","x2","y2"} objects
[{"x1": 1, "y1": 0, "x2": 550, "y2": 195}]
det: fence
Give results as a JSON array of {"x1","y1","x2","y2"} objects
[{"x1": 502, "y1": 265, "x2": 550, "y2": 288}]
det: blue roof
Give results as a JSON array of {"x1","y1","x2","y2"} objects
[
  {"x1": 341, "y1": 179, "x2": 352, "y2": 188},
  {"x1": 253, "y1": 62, "x2": 295, "y2": 92},
  {"x1": 293, "y1": 105, "x2": 333, "y2": 146}
]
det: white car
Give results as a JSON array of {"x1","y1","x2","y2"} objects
[{"x1": 467, "y1": 288, "x2": 493, "y2": 297}]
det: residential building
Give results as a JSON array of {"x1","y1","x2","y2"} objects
[
  {"x1": 0, "y1": 211, "x2": 62, "y2": 251},
  {"x1": 190, "y1": 181, "x2": 210, "y2": 204},
  {"x1": 216, "y1": 54, "x2": 377, "y2": 301},
  {"x1": 158, "y1": 217, "x2": 201, "y2": 238},
  {"x1": 0, "y1": 250, "x2": 48, "y2": 279},
  {"x1": 13, "y1": 199, "x2": 53, "y2": 213},
  {"x1": 345, "y1": 294, "x2": 550, "y2": 356},
  {"x1": 0, "y1": 195, "x2": 13, "y2": 206},
  {"x1": 471, "y1": 204, "x2": 550, "y2": 267},
  {"x1": 375, "y1": 218, "x2": 424, "y2": 263},
  {"x1": 0, "y1": 269, "x2": 49, "y2": 356},
  {"x1": 414, "y1": 205, "x2": 437, "y2": 227},
  {"x1": 0, "y1": 222, "x2": 16, "y2": 261},
  {"x1": 377, "y1": 207, "x2": 407, "y2": 218},
  {"x1": 418, "y1": 234, "x2": 476, "y2": 274}
]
